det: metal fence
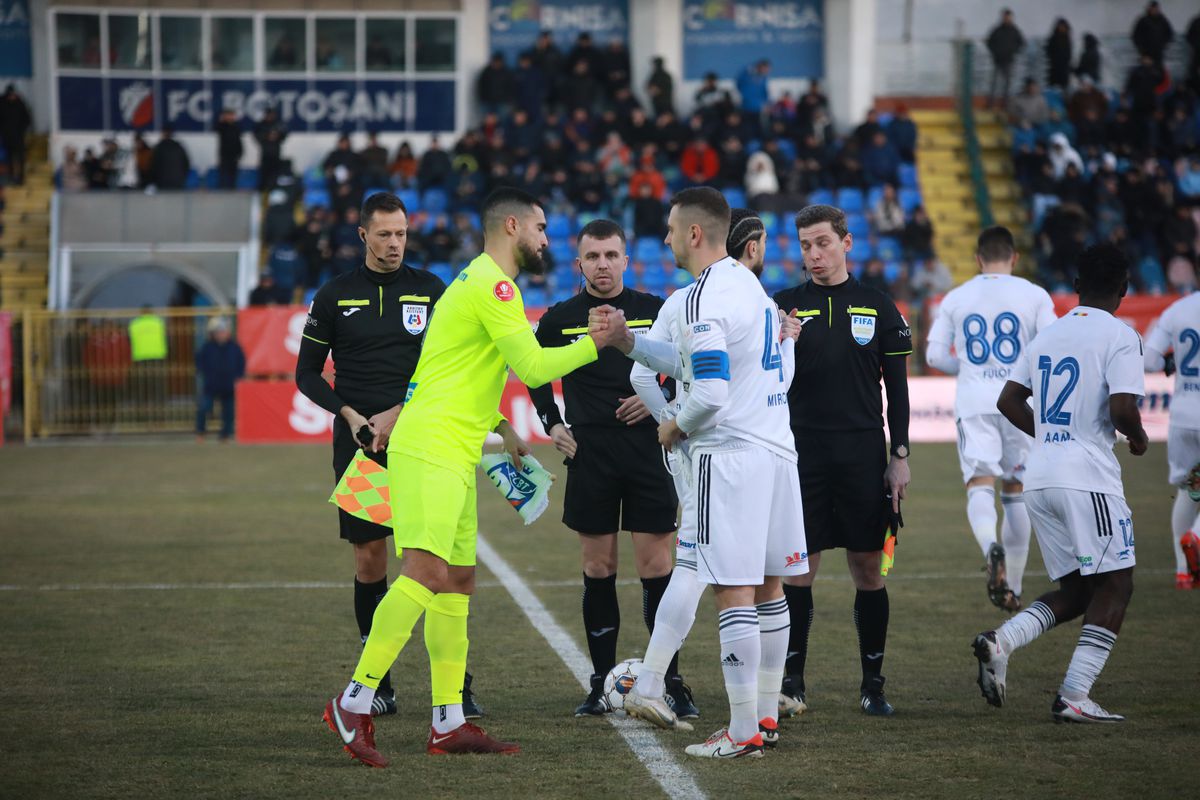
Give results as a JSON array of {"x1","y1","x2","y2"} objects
[{"x1": 21, "y1": 307, "x2": 236, "y2": 439}]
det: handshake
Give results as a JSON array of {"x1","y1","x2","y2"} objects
[{"x1": 587, "y1": 305, "x2": 636, "y2": 354}]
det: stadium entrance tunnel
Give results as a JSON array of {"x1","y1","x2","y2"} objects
[{"x1": 72, "y1": 261, "x2": 232, "y2": 309}]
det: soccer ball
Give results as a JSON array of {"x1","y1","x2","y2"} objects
[{"x1": 603, "y1": 658, "x2": 643, "y2": 711}]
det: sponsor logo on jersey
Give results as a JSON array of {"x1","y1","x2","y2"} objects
[
  {"x1": 785, "y1": 551, "x2": 807, "y2": 567},
  {"x1": 1077, "y1": 555, "x2": 1093, "y2": 567},
  {"x1": 494, "y1": 281, "x2": 515, "y2": 302},
  {"x1": 692, "y1": 323, "x2": 711, "y2": 333},
  {"x1": 402, "y1": 303, "x2": 427, "y2": 334},
  {"x1": 677, "y1": 538, "x2": 697, "y2": 549},
  {"x1": 850, "y1": 314, "x2": 876, "y2": 345}
]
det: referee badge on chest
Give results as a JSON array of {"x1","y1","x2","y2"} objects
[
  {"x1": 402, "y1": 304, "x2": 428, "y2": 335},
  {"x1": 850, "y1": 313, "x2": 876, "y2": 345}
]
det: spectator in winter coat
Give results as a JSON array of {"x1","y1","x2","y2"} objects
[
  {"x1": 646, "y1": 56, "x2": 675, "y2": 116},
  {"x1": 477, "y1": 53, "x2": 515, "y2": 115},
  {"x1": 986, "y1": 9, "x2": 1025, "y2": 108},
  {"x1": 1009, "y1": 78, "x2": 1050, "y2": 127},
  {"x1": 254, "y1": 107, "x2": 288, "y2": 191},
  {"x1": 1047, "y1": 132, "x2": 1084, "y2": 179},
  {"x1": 195, "y1": 317, "x2": 245, "y2": 441},
  {"x1": 215, "y1": 108, "x2": 243, "y2": 189},
  {"x1": 1075, "y1": 33, "x2": 1102, "y2": 84},
  {"x1": 745, "y1": 151, "x2": 779, "y2": 205},
  {"x1": 1045, "y1": 18, "x2": 1073, "y2": 90},
  {"x1": 150, "y1": 128, "x2": 190, "y2": 190},
  {"x1": 862, "y1": 131, "x2": 901, "y2": 187},
  {"x1": 417, "y1": 136, "x2": 452, "y2": 190},
  {"x1": 736, "y1": 60, "x2": 771, "y2": 137},
  {"x1": 681, "y1": 137, "x2": 720, "y2": 185},
  {"x1": 1132, "y1": 2, "x2": 1174, "y2": 65},
  {"x1": 872, "y1": 184, "x2": 906, "y2": 236},
  {"x1": 886, "y1": 105, "x2": 918, "y2": 163}
]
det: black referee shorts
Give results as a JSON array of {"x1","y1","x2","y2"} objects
[
  {"x1": 795, "y1": 428, "x2": 890, "y2": 554},
  {"x1": 562, "y1": 426, "x2": 678, "y2": 535},
  {"x1": 332, "y1": 417, "x2": 391, "y2": 544}
]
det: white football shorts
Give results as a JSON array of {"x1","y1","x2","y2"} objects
[
  {"x1": 689, "y1": 441, "x2": 809, "y2": 586},
  {"x1": 1167, "y1": 424, "x2": 1200, "y2": 487},
  {"x1": 1026, "y1": 487, "x2": 1136, "y2": 581},
  {"x1": 956, "y1": 413, "x2": 1032, "y2": 484}
]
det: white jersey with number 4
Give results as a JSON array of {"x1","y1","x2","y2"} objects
[
  {"x1": 1013, "y1": 306, "x2": 1145, "y2": 497},
  {"x1": 1145, "y1": 292, "x2": 1200, "y2": 430},
  {"x1": 928, "y1": 274, "x2": 1057, "y2": 418},
  {"x1": 676, "y1": 257, "x2": 796, "y2": 461}
]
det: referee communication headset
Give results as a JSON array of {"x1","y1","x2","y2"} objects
[{"x1": 359, "y1": 227, "x2": 386, "y2": 266}]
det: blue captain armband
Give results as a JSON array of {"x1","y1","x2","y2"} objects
[{"x1": 691, "y1": 350, "x2": 731, "y2": 380}]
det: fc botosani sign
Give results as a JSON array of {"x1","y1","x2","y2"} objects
[{"x1": 57, "y1": 76, "x2": 456, "y2": 133}]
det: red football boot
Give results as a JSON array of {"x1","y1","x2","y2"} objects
[
  {"x1": 426, "y1": 722, "x2": 520, "y2": 755},
  {"x1": 323, "y1": 695, "x2": 388, "y2": 768}
]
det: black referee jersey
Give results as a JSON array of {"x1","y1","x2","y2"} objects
[
  {"x1": 528, "y1": 287, "x2": 666, "y2": 432},
  {"x1": 296, "y1": 263, "x2": 446, "y2": 418},
  {"x1": 773, "y1": 275, "x2": 912, "y2": 437}
]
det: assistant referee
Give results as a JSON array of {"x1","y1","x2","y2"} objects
[
  {"x1": 527, "y1": 219, "x2": 696, "y2": 719},
  {"x1": 296, "y1": 191, "x2": 479, "y2": 717},
  {"x1": 772, "y1": 204, "x2": 912, "y2": 717}
]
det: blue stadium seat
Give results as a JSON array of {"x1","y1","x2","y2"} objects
[
  {"x1": 761, "y1": 265, "x2": 789, "y2": 295},
  {"x1": 775, "y1": 139, "x2": 797, "y2": 164},
  {"x1": 875, "y1": 236, "x2": 902, "y2": 262},
  {"x1": 807, "y1": 188, "x2": 834, "y2": 206},
  {"x1": 303, "y1": 167, "x2": 325, "y2": 190},
  {"x1": 1138, "y1": 257, "x2": 1165, "y2": 293},
  {"x1": 866, "y1": 185, "x2": 886, "y2": 210},
  {"x1": 723, "y1": 188, "x2": 747, "y2": 209},
  {"x1": 898, "y1": 163, "x2": 918, "y2": 188},
  {"x1": 185, "y1": 169, "x2": 201, "y2": 190},
  {"x1": 764, "y1": 237, "x2": 783, "y2": 262},
  {"x1": 853, "y1": 240, "x2": 875, "y2": 261},
  {"x1": 785, "y1": 238, "x2": 804, "y2": 261},
  {"x1": 836, "y1": 188, "x2": 864, "y2": 212},
  {"x1": 634, "y1": 237, "x2": 664, "y2": 263},
  {"x1": 428, "y1": 263, "x2": 454, "y2": 284},
  {"x1": 363, "y1": 187, "x2": 390, "y2": 202},
  {"x1": 1043, "y1": 88, "x2": 1066, "y2": 113},
  {"x1": 551, "y1": 286, "x2": 575, "y2": 304},
  {"x1": 883, "y1": 261, "x2": 905, "y2": 284},
  {"x1": 237, "y1": 168, "x2": 259, "y2": 190},
  {"x1": 846, "y1": 214, "x2": 871, "y2": 241},
  {"x1": 304, "y1": 188, "x2": 330, "y2": 209},
  {"x1": 203, "y1": 168, "x2": 219, "y2": 189},
  {"x1": 640, "y1": 269, "x2": 667, "y2": 290},
  {"x1": 897, "y1": 187, "x2": 922, "y2": 213},
  {"x1": 549, "y1": 241, "x2": 575, "y2": 267},
  {"x1": 546, "y1": 213, "x2": 572, "y2": 239},
  {"x1": 759, "y1": 211, "x2": 780, "y2": 236},
  {"x1": 397, "y1": 188, "x2": 420, "y2": 211},
  {"x1": 672, "y1": 269, "x2": 693, "y2": 289},
  {"x1": 523, "y1": 287, "x2": 548, "y2": 308},
  {"x1": 422, "y1": 188, "x2": 449, "y2": 214},
  {"x1": 576, "y1": 211, "x2": 602, "y2": 228}
]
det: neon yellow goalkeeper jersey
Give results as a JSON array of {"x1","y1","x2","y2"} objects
[{"x1": 389, "y1": 253, "x2": 597, "y2": 473}]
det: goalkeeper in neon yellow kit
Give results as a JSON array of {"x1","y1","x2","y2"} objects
[{"x1": 323, "y1": 188, "x2": 627, "y2": 766}]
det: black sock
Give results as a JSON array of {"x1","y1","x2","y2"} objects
[
  {"x1": 854, "y1": 587, "x2": 889, "y2": 688},
  {"x1": 355, "y1": 576, "x2": 393, "y2": 694},
  {"x1": 782, "y1": 583, "x2": 813, "y2": 689},
  {"x1": 582, "y1": 573, "x2": 620, "y2": 676},
  {"x1": 640, "y1": 572, "x2": 679, "y2": 677}
]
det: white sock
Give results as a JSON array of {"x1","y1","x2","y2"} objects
[
  {"x1": 755, "y1": 597, "x2": 790, "y2": 724},
  {"x1": 995, "y1": 600, "x2": 1055, "y2": 654},
  {"x1": 1000, "y1": 492, "x2": 1031, "y2": 596},
  {"x1": 635, "y1": 569, "x2": 705, "y2": 699},
  {"x1": 718, "y1": 606, "x2": 760, "y2": 744},
  {"x1": 341, "y1": 680, "x2": 375, "y2": 715},
  {"x1": 1171, "y1": 489, "x2": 1199, "y2": 573},
  {"x1": 1060, "y1": 624, "x2": 1117, "y2": 700},
  {"x1": 432, "y1": 703, "x2": 465, "y2": 734},
  {"x1": 967, "y1": 485, "x2": 998, "y2": 559}
]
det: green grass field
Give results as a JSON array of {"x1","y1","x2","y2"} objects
[{"x1": 0, "y1": 440, "x2": 1195, "y2": 799}]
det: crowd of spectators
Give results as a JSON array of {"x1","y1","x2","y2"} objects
[{"x1": 988, "y1": 3, "x2": 1200, "y2": 293}]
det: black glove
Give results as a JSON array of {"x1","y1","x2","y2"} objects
[
  {"x1": 355, "y1": 424, "x2": 373, "y2": 449},
  {"x1": 884, "y1": 491, "x2": 904, "y2": 540}
]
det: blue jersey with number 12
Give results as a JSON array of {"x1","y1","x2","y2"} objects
[{"x1": 1012, "y1": 306, "x2": 1144, "y2": 496}]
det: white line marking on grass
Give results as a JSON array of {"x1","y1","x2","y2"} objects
[{"x1": 475, "y1": 534, "x2": 706, "y2": 800}]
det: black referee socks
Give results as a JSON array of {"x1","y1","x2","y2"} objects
[
  {"x1": 582, "y1": 573, "x2": 620, "y2": 677},
  {"x1": 640, "y1": 573, "x2": 679, "y2": 677},
  {"x1": 853, "y1": 587, "x2": 890, "y2": 686},
  {"x1": 782, "y1": 583, "x2": 814, "y2": 688}
]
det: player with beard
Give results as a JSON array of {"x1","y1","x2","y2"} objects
[{"x1": 322, "y1": 188, "x2": 627, "y2": 766}]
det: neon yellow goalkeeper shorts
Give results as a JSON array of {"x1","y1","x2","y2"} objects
[{"x1": 389, "y1": 454, "x2": 478, "y2": 566}]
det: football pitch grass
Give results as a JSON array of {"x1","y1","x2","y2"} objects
[{"x1": 0, "y1": 441, "x2": 1195, "y2": 799}]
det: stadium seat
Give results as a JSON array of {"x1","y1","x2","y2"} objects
[
  {"x1": 875, "y1": 236, "x2": 902, "y2": 261},
  {"x1": 897, "y1": 187, "x2": 922, "y2": 213},
  {"x1": 672, "y1": 270, "x2": 693, "y2": 289},
  {"x1": 846, "y1": 214, "x2": 871, "y2": 241},
  {"x1": 764, "y1": 237, "x2": 783, "y2": 262},
  {"x1": 785, "y1": 238, "x2": 804, "y2": 261},
  {"x1": 640, "y1": 269, "x2": 667, "y2": 290},
  {"x1": 761, "y1": 264, "x2": 789, "y2": 294},
  {"x1": 634, "y1": 237, "x2": 664, "y2": 263},
  {"x1": 303, "y1": 188, "x2": 330, "y2": 209},
  {"x1": 883, "y1": 261, "x2": 905, "y2": 283},
  {"x1": 723, "y1": 188, "x2": 747, "y2": 209},
  {"x1": 362, "y1": 187, "x2": 390, "y2": 203},
  {"x1": 1043, "y1": 88, "x2": 1066, "y2": 113},
  {"x1": 836, "y1": 188, "x2": 864, "y2": 212},
  {"x1": 397, "y1": 188, "x2": 420, "y2": 211},
  {"x1": 303, "y1": 167, "x2": 325, "y2": 190},
  {"x1": 551, "y1": 286, "x2": 575, "y2": 304},
  {"x1": 185, "y1": 169, "x2": 201, "y2": 190},
  {"x1": 759, "y1": 211, "x2": 780, "y2": 236},
  {"x1": 866, "y1": 185, "x2": 886, "y2": 210},
  {"x1": 898, "y1": 163, "x2": 918, "y2": 188},
  {"x1": 807, "y1": 188, "x2": 834, "y2": 206},
  {"x1": 523, "y1": 287, "x2": 547, "y2": 308},
  {"x1": 428, "y1": 263, "x2": 454, "y2": 284},
  {"x1": 237, "y1": 168, "x2": 259, "y2": 190},
  {"x1": 422, "y1": 188, "x2": 449, "y2": 214},
  {"x1": 1138, "y1": 257, "x2": 1166, "y2": 293},
  {"x1": 775, "y1": 139, "x2": 797, "y2": 164},
  {"x1": 203, "y1": 168, "x2": 219, "y2": 189},
  {"x1": 854, "y1": 240, "x2": 875, "y2": 261},
  {"x1": 546, "y1": 213, "x2": 572, "y2": 239}
]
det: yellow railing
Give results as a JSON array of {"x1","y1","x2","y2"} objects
[{"x1": 22, "y1": 307, "x2": 236, "y2": 440}]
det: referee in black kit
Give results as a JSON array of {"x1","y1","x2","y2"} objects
[
  {"x1": 527, "y1": 219, "x2": 697, "y2": 719},
  {"x1": 772, "y1": 204, "x2": 912, "y2": 718},
  {"x1": 296, "y1": 191, "x2": 482, "y2": 718}
]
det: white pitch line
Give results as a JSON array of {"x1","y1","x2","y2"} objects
[
  {"x1": 475, "y1": 534, "x2": 706, "y2": 800},
  {"x1": 0, "y1": 568, "x2": 1177, "y2": 593}
]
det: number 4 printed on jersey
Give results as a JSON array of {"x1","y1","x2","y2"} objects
[{"x1": 761, "y1": 309, "x2": 783, "y2": 382}]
